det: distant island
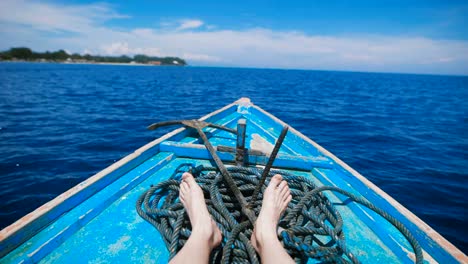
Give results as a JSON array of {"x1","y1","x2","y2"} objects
[{"x1": 0, "y1": 47, "x2": 187, "y2": 66}]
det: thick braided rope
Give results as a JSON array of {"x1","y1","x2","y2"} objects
[{"x1": 136, "y1": 164, "x2": 423, "y2": 264}]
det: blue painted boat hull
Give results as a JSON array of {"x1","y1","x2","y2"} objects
[{"x1": 0, "y1": 98, "x2": 465, "y2": 263}]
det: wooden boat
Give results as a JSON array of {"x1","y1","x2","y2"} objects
[{"x1": 0, "y1": 98, "x2": 465, "y2": 263}]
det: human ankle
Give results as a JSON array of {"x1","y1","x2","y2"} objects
[
  {"x1": 192, "y1": 222, "x2": 220, "y2": 247},
  {"x1": 255, "y1": 217, "x2": 277, "y2": 236},
  {"x1": 192, "y1": 222, "x2": 213, "y2": 237},
  {"x1": 254, "y1": 224, "x2": 278, "y2": 250}
]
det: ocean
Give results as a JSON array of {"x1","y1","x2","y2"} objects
[{"x1": 0, "y1": 62, "x2": 466, "y2": 252}]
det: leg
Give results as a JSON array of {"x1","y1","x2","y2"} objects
[
  {"x1": 170, "y1": 173, "x2": 222, "y2": 264},
  {"x1": 251, "y1": 174, "x2": 294, "y2": 264}
]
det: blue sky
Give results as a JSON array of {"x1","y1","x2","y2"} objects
[{"x1": 1, "y1": 0, "x2": 467, "y2": 75}]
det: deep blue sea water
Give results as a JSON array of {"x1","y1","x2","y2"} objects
[{"x1": 0, "y1": 62, "x2": 466, "y2": 253}]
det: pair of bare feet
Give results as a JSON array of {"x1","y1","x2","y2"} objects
[{"x1": 170, "y1": 172, "x2": 294, "y2": 264}]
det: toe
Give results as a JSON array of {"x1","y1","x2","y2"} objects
[
  {"x1": 182, "y1": 172, "x2": 198, "y2": 187},
  {"x1": 182, "y1": 172, "x2": 192, "y2": 181},
  {"x1": 281, "y1": 194, "x2": 292, "y2": 211},
  {"x1": 268, "y1": 174, "x2": 283, "y2": 189},
  {"x1": 272, "y1": 174, "x2": 283, "y2": 181},
  {"x1": 277, "y1": 181, "x2": 287, "y2": 192},
  {"x1": 179, "y1": 185, "x2": 187, "y2": 204},
  {"x1": 280, "y1": 185, "x2": 290, "y2": 200},
  {"x1": 180, "y1": 181, "x2": 189, "y2": 194}
]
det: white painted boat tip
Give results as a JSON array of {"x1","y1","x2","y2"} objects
[{"x1": 236, "y1": 97, "x2": 252, "y2": 104}]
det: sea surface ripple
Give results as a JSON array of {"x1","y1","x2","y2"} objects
[{"x1": 0, "y1": 63, "x2": 467, "y2": 252}]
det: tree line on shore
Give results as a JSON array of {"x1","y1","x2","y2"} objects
[{"x1": 0, "y1": 47, "x2": 187, "y2": 65}]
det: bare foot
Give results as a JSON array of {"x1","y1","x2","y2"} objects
[
  {"x1": 251, "y1": 174, "x2": 292, "y2": 253},
  {"x1": 179, "y1": 172, "x2": 222, "y2": 249}
]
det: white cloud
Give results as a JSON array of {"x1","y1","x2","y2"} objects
[
  {"x1": 100, "y1": 42, "x2": 161, "y2": 56},
  {"x1": 183, "y1": 53, "x2": 221, "y2": 62},
  {"x1": 1, "y1": 1, "x2": 468, "y2": 75},
  {"x1": 0, "y1": 0, "x2": 128, "y2": 33},
  {"x1": 82, "y1": 48, "x2": 94, "y2": 55},
  {"x1": 177, "y1": 19, "x2": 204, "y2": 31},
  {"x1": 437, "y1": 57, "x2": 454, "y2": 63}
]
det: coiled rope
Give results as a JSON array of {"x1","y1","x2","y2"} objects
[{"x1": 136, "y1": 164, "x2": 423, "y2": 264}]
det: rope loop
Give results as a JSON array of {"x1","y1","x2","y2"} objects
[{"x1": 136, "y1": 164, "x2": 423, "y2": 264}]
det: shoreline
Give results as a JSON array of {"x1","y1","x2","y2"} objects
[{"x1": 0, "y1": 61, "x2": 185, "y2": 67}]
